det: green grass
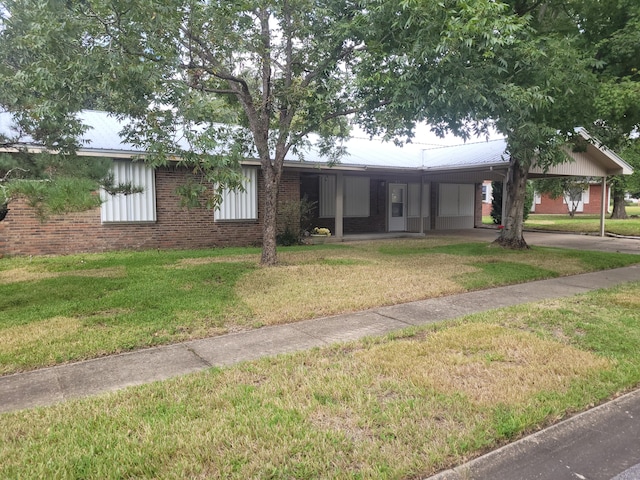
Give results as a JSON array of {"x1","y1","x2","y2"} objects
[
  {"x1": 483, "y1": 206, "x2": 640, "y2": 236},
  {"x1": 1, "y1": 282, "x2": 640, "y2": 479},
  {"x1": 2, "y1": 240, "x2": 639, "y2": 374}
]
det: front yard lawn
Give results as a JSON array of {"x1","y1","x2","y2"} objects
[
  {"x1": 2, "y1": 281, "x2": 640, "y2": 479},
  {"x1": 1, "y1": 238, "x2": 639, "y2": 374}
]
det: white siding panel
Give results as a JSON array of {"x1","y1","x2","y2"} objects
[
  {"x1": 423, "y1": 183, "x2": 430, "y2": 218},
  {"x1": 408, "y1": 183, "x2": 420, "y2": 217},
  {"x1": 216, "y1": 167, "x2": 258, "y2": 220},
  {"x1": 530, "y1": 153, "x2": 606, "y2": 177},
  {"x1": 101, "y1": 161, "x2": 156, "y2": 223},
  {"x1": 435, "y1": 216, "x2": 474, "y2": 229},
  {"x1": 459, "y1": 184, "x2": 475, "y2": 216},
  {"x1": 439, "y1": 183, "x2": 474, "y2": 217},
  {"x1": 319, "y1": 174, "x2": 336, "y2": 217},
  {"x1": 344, "y1": 176, "x2": 369, "y2": 217},
  {"x1": 439, "y1": 184, "x2": 460, "y2": 216}
]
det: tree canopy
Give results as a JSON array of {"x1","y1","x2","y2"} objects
[
  {"x1": 358, "y1": 0, "x2": 640, "y2": 246},
  {"x1": 1, "y1": 0, "x2": 530, "y2": 262},
  {"x1": 2, "y1": 0, "x2": 637, "y2": 258}
]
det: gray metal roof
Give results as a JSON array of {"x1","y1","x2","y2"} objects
[
  {"x1": 1, "y1": 110, "x2": 509, "y2": 171},
  {"x1": 2, "y1": 110, "x2": 631, "y2": 179}
]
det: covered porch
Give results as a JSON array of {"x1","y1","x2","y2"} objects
[{"x1": 298, "y1": 165, "x2": 508, "y2": 240}]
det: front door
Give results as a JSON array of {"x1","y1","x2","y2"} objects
[{"x1": 389, "y1": 183, "x2": 407, "y2": 231}]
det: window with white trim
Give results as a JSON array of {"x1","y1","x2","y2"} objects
[
  {"x1": 101, "y1": 160, "x2": 156, "y2": 223},
  {"x1": 215, "y1": 167, "x2": 258, "y2": 221}
]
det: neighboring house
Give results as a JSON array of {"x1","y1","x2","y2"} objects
[
  {"x1": 481, "y1": 180, "x2": 611, "y2": 216},
  {"x1": 0, "y1": 111, "x2": 633, "y2": 256},
  {"x1": 530, "y1": 181, "x2": 610, "y2": 215}
]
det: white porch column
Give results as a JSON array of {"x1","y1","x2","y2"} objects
[
  {"x1": 600, "y1": 176, "x2": 606, "y2": 237},
  {"x1": 335, "y1": 172, "x2": 344, "y2": 239},
  {"x1": 501, "y1": 177, "x2": 507, "y2": 226},
  {"x1": 419, "y1": 176, "x2": 424, "y2": 234}
]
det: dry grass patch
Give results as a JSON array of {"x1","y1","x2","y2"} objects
[
  {"x1": 0, "y1": 266, "x2": 126, "y2": 285},
  {"x1": 236, "y1": 253, "x2": 473, "y2": 325},
  {"x1": 609, "y1": 290, "x2": 640, "y2": 309},
  {"x1": 502, "y1": 255, "x2": 586, "y2": 276},
  {"x1": 357, "y1": 323, "x2": 611, "y2": 406},
  {"x1": 0, "y1": 267, "x2": 59, "y2": 284},
  {"x1": 172, "y1": 255, "x2": 260, "y2": 267},
  {"x1": 0, "y1": 316, "x2": 82, "y2": 374}
]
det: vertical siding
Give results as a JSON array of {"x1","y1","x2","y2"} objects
[
  {"x1": 435, "y1": 183, "x2": 474, "y2": 230},
  {"x1": 438, "y1": 184, "x2": 474, "y2": 217},
  {"x1": 407, "y1": 183, "x2": 420, "y2": 217},
  {"x1": 435, "y1": 216, "x2": 474, "y2": 229},
  {"x1": 344, "y1": 176, "x2": 370, "y2": 217},
  {"x1": 407, "y1": 183, "x2": 430, "y2": 232},
  {"x1": 319, "y1": 174, "x2": 336, "y2": 217},
  {"x1": 101, "y1": 160, "x2": 156, "y2": 222},
  {"x1": 216, "y1": 167, "x2": 258, "y2": 220}
]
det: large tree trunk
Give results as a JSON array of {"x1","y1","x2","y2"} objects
[
  {"x1": 610, "y1": 179, "x2": 628, "y2": 219},
  {"x1": 261, "y1": 164, "x2": 281, "y2": 266},
  {"x1": 493, "y1": 157, "x2": 530, "y2": 249}
]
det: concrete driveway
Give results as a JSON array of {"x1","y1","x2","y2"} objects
[{"x1": 430, "y1": 228, "x2": 640, "y2": 255}]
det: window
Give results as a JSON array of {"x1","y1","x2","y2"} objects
[
  {"x1": 101, "y1": 160, "x2": 156, "y2": 223},
  {"x1": 319, "y1": 175, "x2": 336, "y2": 217},
  {"x1": 319, "y1": 175, "x2": 370, "y2": 217},
  {"x1": 439, "y1": 183, "x2": 474, "y2": 217},
  {"x1": 482, "y1": 184, "x2": 492, "y2": 203},
  {"x1": 344, "y1": 176, "x2": 370, "y2": 217},
  {"x1": 216, "y1": 167, "x2": 258, "y2": 221}
]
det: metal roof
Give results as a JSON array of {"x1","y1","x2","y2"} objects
[{"x1": 1, "y1": 110, "x2": 631, "y2": 177}]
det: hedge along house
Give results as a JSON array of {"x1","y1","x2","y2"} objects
[{"x1": 0, "y1": 111, "x2": 633, "y2": 256}]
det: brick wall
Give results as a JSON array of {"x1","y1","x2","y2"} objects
[{"x1": 0, "y1": 166, "x2": 300, "y2": 256}]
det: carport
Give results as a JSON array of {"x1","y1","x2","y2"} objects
[{"x1": 294, "y1": 128, "x2": 632, "y2": 239}]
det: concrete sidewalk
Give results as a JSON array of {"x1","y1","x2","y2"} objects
[{"x1": 2, "y1": 263, "x2": 640, "y2": 414}]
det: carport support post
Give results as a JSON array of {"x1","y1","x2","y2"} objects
[
  {"x1": 600, "y1": 176, "x2": 606, "y2": 237},
  {"x1": 501, "y1": 177, "x2": 507, "y2": 226},
  {"x1": 335, "y1": 172, "x2": 344, "y2": 239},
  {"x1": 419, "y1": 176, "x2": 424, "y2": 234}
]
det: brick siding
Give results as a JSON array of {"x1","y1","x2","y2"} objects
[{"x1": 0, "y1": 166, "x2": 300, "y2": 256}]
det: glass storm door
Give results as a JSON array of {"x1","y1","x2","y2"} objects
[{"x1": 389, "y1": 183, "x2": 407, "y2": 231}]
